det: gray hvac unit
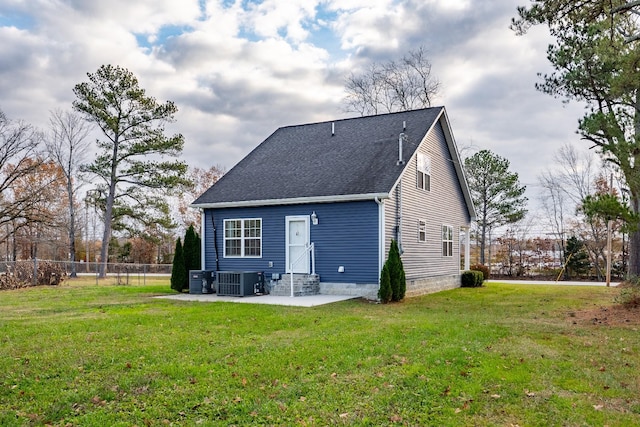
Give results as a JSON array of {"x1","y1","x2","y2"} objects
[
  {"x1": 216, "y1": 271, "x2": 264, "y2": 296},
  {"x1": 189, "y1": 270, "x2": 215, "y2": 294},
  {"x1": 188, "y1": 270, "x2": 203, "y2": 294},
  {"x1": 202, "y1": 270, "x2": 215, "y2": 294}
]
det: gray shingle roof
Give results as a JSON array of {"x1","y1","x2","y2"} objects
[{"x1": 193, "y1": 107, "x2": 445, "y2": 207}]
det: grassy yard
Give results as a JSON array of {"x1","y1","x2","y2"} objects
[{"x1": 0, "y1": 279, "x2": 639, "y2": 426}]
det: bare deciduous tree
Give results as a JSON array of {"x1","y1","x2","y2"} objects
[
  {"x1": 46, "y1": 109, "x2": 91, "y2": 276},
  {"x1": 538, "y1": 169, "x2": 568, "y2": 267},
  {"x1": 0, "y1": 110, "x2": 45, "y2": 240},
  {"x1": 11, "y1": 160, "x2": 68, "y2": 260},
  {"x1": 538, "y1": 144, "x2": 619, "y2": 279},
  {"x1": 177, "y1": 165, "x2": 225, "y2": 234},
  {"x1": 343, "y1": 47, "x2": 440, "y2": 116},
  {"x1": 496, "y1": 216, "x2": 535, "y2": 277},
  {"x1": 538, "y1": 144, "x2": 598, "y2": 252},
  {"x1": 553, "y1": 144, "x2": 597, "y2": 206}
]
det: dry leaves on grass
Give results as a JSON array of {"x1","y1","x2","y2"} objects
[{"x1": 568, "y1": 305, "x2": 640, "y2": 326}]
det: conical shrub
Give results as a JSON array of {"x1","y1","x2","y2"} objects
[
  {"x1": 378, "y1": 263, "x2": 392, "y2": 303},
  {"x1": 170, "y1": 238, "x2": 187, "y2": 292},
  {"x1": 388, "y1": 240, "x2": 406, "y2": 301}
]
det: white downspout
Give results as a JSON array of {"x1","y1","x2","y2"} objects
[
  {"x1": 465, "y1": 228, "x2": 471, "y2": 271},
  {"x1": 396, "y1": 180, "x2": 403, "y2": 254},
  {"x1": 290, "y1": 263, "x2": 294, "y2": 297},
  {"x1": 375, "y1": 197, "x2": 385, "y2": 282}
]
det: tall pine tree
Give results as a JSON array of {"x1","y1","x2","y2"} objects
[
  {"x1": 73, "y1": 65, "x2": 190, "y2": 278},
  {"x1": 464, "y1": 149, "x2": 527, "y2": 265}
]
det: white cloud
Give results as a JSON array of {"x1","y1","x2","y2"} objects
[
  {"x1": 63, "y1": 0, "x2": 202, "y2": 34},
  {"x1": 328, "y1": 0, "x2": 409, "y2": 52},
  {"x1": 0, "y1": 0, "x2": 595, "y2": 217},
  {"x1": 429, "y1": 0, "x2": 471, "y2": 13},
  {"x1": 243, "y1": 0, "x2": 319, "y2": 43}
]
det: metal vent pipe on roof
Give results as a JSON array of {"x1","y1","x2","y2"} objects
[
  {"x1": 397, "y1": 132, "x2": 405, "y2": 165},
  {"x1": 331, "y1": 122, "x2": 335, "y2": 136}
]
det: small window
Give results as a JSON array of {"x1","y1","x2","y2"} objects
[
  {"x1": 417, "y1": 152, "x2": 431, "y2": 191},
  {"x1": 224, "y1": 218, "x2": 262, "y2": 257},
  {"x1": 418, "y1": 220, "x2": 426, "y2": 242},
  {"x1": 442, "y1": 225, "x2": 453, "y2": 257}
]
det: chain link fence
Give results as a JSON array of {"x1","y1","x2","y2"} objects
[{"x1": 0, "y1": 259, "x2": 171, "y2": 289}]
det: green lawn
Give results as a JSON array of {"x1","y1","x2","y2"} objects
[{"x1": 0, "y1": 279, "x2": 639, "y2": 426}]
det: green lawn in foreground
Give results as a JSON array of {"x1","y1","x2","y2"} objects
[{"x1": 0, "y1": 279, "x2": 639, "y2": 426}]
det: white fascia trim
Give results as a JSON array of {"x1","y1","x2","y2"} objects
[
  {"x1": 439, "y1": 109, "x2": 477, "y2": 222},
  {"x1": 191, "y1": 193, "x2": 389, "y2": 209}
]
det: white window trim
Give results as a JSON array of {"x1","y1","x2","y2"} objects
[
  {"x1": 223, "y1": 218, "x2": 262, "y2": 258},
  {"x1": 417, "y1": 152, "x2": 431, "y2": 192},
  {"x1": 418, "y1": 219, "x2": 426, "y2": 242},
  {"x1": 442, "y1": 224, "x2": 454, "y2": 257}
]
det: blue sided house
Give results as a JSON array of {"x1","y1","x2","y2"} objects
[{"x1": 191, "y1": 107, "x2": 476, "y2": 299}]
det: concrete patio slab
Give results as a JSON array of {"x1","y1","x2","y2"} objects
[{"x1": 155, "y1": 293, "x2": 359, "y2": 307}]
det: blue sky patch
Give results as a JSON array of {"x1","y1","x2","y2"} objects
[
  {"x1": 305, "y1": 6, "x2": 342, "y2": 56},
  {"x1": 0, "y1": 11, "x2": 34, "y2": 30},
  {"x1": 136, "y1": 24, "x2": 194, "y2": 49}
]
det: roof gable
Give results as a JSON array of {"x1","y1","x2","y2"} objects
[{"x1": 192, "y1": 107, "x2": 474, "y2": 221}]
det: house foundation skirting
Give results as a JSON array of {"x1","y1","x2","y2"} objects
[
  {"x1": 269, "y1": 274, "x2": 460, "y2": 300},
  {"x1": 322, "y1": 274, "x2": 460, "y2": 301},
  {"x1": 319, "y1": 282, "x2": 379, "y2": 300},
  {"x1": 270, "y1": 276, "x2": 378, "y2": 299},
  {"x1": 405, "y1": 274, "x2": 461, "y2": 297}
]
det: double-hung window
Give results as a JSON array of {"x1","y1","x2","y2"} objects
[
  {"x1": 417, "y1": 152, "x2": 431, "y2": 191},
  {"x1": 442, "y1": 225, "x2": 453, "y2": 257},
  {"x1": 224, "y1": 218, "x2": 262, "y2": 257},
  {"x1": 418, "y1": 220, "x2": 426, "y2": 242}
]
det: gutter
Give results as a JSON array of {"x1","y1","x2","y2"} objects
[{"x1": 191, "y1": 192, "x2": 390, "y2": 209}]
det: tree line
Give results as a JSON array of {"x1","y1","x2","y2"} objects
[
  {"x1": 0, "y1": 65, "x2": 223, "y2": 278},
  {"x1": 513, "y1": 0, "x2": 640, "y2": 277},
  {"x1": 6, "y1": 6, "x2": 640, "y2": 284}
]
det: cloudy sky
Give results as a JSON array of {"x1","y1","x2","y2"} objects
[{"x1": 0, "y1": 0, "x2": 589, "y2": 217}]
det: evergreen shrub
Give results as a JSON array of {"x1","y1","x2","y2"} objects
[
  {"x1": 461, "y1": 270, "x2": 484, "y2": 288},
  {"x1": 183, "y1": 224, "x2": 201, "y2": 275},
  {"x1": 171, "y1": 238, "x2": 187, "y2": 292},
  {"x1": 388, "y1": 240, "x2": 406, "y2": 302},
  {"x1": 378, "y1": 264, "x2": 392, "y2": 303}
]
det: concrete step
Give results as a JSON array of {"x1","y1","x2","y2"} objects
[{"x1": 270, "y1": 274, "x2": 320, "y2": 296}]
